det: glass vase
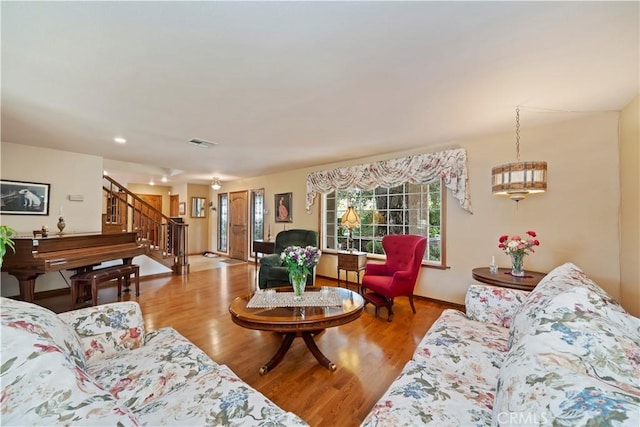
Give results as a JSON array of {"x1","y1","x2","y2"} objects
[
  {"x1": 290, "y1": 270, "x2": 307, "y2": 300},
  {"x1": 510, "y1": 252, "x2": 525, "y2": 277}
]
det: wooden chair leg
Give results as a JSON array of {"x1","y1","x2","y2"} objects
[
  {"x1": 408, "y1": 295, "x2": 416, "y2": 314},
  {"x1": 117, "y1": 277, "x2": 123, "y2": 296}
]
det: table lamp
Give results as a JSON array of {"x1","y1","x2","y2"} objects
[{"x1": 341, "y1": 206, "x2": 360, "y2": 252}]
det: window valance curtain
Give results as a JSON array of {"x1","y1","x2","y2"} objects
[{"x1": 305, "y1": 147, "x2": 473, "y2": 214}]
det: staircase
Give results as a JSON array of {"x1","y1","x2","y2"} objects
[{"x1": 102, "y1": 175, "x2": 188, "y2": 274}]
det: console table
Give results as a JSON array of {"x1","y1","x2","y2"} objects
[
  {"x1": 337, "y1": 251, "x2": 367, "y2": 293},
  {"x1": 471, "y1": 267, "x2": 546, "y2": 291},
  {"x1": 253, "y1": 240, "x2": 275, "y2": 272}
]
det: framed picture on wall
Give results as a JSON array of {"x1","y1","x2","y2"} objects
[
  {"x1": 0, "y1": 179, "x2": 50, "y2": 215},
  {"x1": 179, "y1": 202, "x2": 186, "y2": 216},
  {"x1": 274, "y1": 192, "x2": 292, "y2": 223}
]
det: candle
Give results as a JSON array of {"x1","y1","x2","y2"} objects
[{"x1": 489, "y1": 256, "x2": 498, "y2": 274}]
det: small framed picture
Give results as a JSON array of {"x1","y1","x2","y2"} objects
[
  {"x1": 0, "y1": 179, "x2": 50, "y2": 215},
  {"x1": 274, "y1": 192, "x2": 292, "y2": 223},
  {"x1": 179, "y1": 202, "x2": 186, "y2": 215}
]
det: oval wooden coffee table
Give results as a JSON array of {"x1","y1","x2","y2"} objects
[{"x1": 229, "y1": 287, "x2": 364, "y2": 374}]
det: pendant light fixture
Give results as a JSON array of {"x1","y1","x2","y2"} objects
[
  {"x1": 211, "y1": 177, "x2": 221, "y2": 190},
  {"x1": 492, "y1": 107, "x2": 547, "y2": 202}
]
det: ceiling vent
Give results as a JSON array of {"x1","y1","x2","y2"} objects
[{"x1": 188, "y1": 138, "x2": 217, "y2": 148}]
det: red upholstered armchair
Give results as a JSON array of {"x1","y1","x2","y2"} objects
[{"x1": 361, "y1": 234, "x2": 427, "y2": 321}]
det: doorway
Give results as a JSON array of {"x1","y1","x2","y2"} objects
[{"x1": 229, "y1": 190, "x2": 248, "y2": 261}]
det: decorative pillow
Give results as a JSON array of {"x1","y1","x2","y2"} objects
[
  {"x1": 0, "y1": 297, "x2": 85, "y2": 369},
  {"x1": 508, "y1": 262, "x2": 624, "y2": 348},
  {"x1": 58, "y1": 302, "x2": 145, "y2": 363},
  {"x1": 465, "y1": 285, "x2": 530, "y2": 328},
  {"x1": 494, "y1": 287, "x2": 640, "y2": 426}
]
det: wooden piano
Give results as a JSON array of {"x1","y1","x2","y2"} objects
[{"x1": 1, "y1": 232, "x2": 145, "y2": 303}]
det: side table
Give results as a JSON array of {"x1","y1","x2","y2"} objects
[
  {"x1": 337, "y1": 251, "x2": 367, "y2": 293},
  {"x1": 253, "y1": 240, "x2": 275, "y2": 273},
  {"x1": 471, "y1": 267, "x2": 546, "y2": 291}
]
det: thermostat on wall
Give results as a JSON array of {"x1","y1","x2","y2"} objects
[{"x1": 68, "y1": 194, "x2": 84, "y2": 201}]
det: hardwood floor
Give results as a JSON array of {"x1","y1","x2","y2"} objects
[{"x1": 35, "y1": 262, "x2": 462, "y2": 427}]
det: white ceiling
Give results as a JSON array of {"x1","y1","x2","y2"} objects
[{"x1": 2, "y1": 1, "x2": 638, "y2": 186}]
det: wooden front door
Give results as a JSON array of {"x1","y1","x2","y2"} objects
[{"x1": 229, "y1": 191, "x2": 248, "y2": 261}]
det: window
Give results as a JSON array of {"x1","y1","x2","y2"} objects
[
  {"x1": 251, "y1": 189, "x2": 265, "y2": 241},
  {"x1": 323, "y1": 180, "x2": 445, "y2": 266},
  {"x1": 217, "y1": 193, "x2": 228, "y2": 252}
]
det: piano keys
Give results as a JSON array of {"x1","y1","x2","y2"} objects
[{"x1": 1, "y1": 232, "x2": 144, "y2": 302}]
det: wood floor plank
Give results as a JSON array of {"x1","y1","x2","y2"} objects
[{"x1": 35, "y1": 261, "x2": 462, "y2": 427}]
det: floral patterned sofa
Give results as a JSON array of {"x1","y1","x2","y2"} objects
[
  {"x1": 0, "y1": 298, "x2": 307, "y2": 426},
  {"x1": 362, "y1": 262, "x2": 640, "y2": 426}
]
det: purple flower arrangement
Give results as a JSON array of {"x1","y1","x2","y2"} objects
[{"x1": 281, "y1": 245, "x2": 322, "y2": 277}]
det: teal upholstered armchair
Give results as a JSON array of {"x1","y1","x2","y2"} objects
[{"x1": 258, "y1": 229, "x2": 319, "y2": 289}]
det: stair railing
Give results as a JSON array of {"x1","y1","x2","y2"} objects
[{"x1": 102, "y1": 175, "x2": 188, "y2": 274}]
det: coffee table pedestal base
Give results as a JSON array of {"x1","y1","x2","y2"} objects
[{"x1": 259, "y1": 330, "x2": 336, "y2": 375}]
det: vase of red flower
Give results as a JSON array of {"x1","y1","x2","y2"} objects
[
  {"x1": 498, "y1": 231, "x2": 540, "y2": 277},
  {"x1": 510, "y1": 252, "x2": 525, "y2": 276}
]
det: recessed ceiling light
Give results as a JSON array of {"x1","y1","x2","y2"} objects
[
  {"x1": 149, "y1": 180, "x2": 155, "y2": 186},
  {"x1": 161, "y1": 176, "x2": 168, "y2": 183},
  {"x1": 114, "y1": 137, "x2": 127, "y2": 144}
]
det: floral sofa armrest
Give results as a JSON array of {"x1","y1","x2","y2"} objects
[
  {"x1": 465, "y1": 284, "x2": 530, "y2": 328},
  {"x1": 58, "y1": 301, "x2": 145, "y2": 363}
]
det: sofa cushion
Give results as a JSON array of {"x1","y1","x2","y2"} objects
[
  {"x1": 133, "y1": 364, "x2": 307, "y2": 426},
  {"x1": 508, "y1": 262, "x2": 625, "y2": 348},
  {"x1": 1, "y1": 297, "x2": 85, "y2": 369},
  {"x1": 85, "y1": 327, "x2": 218, "y2": 410},
  {"x1": 413, "y1": 309, "x2": 510, "y2": 379},
  {"x1": 1, "y1": 309, "x2": 138, "y2": 426},
  {"x1": 362, "y1": 310, "x2": 510, "y2": 427},
  {"x1": 494, "y1": 285, "x2": 640, "y2": 426},
  {"x1": 362, "y1": 359, "x2": 495, "y2": 426}
]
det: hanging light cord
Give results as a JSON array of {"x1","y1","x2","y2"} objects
[{"x1": 515, "y1": 106, "x2": 521, "y2": 163}]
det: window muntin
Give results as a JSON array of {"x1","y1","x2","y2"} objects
[
  {"x1": 218, "y1": 193, "x2": 228, "y2": 252},
  {"x1": 323, "y1": 180, "x2": 445, "y2": 266},
  {"x1": 251, "y1": 189, "x2": 265, "y2": 241}
]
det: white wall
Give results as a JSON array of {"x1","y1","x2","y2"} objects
[
  {"x1": 3, "y1": 107, "x2": 636, "y2": 312},
  {"x1": 1, "y1": 142, "x2": 104, "y2": 295},
  {"x1": 211, "y1": 111, "x2": 631, "y2": 310},
  {"x1": 619, "y1": 95, "x2": 640, "y2": 316},
  {"x1": 187, "y1": 183, "x2": 210, "y2": 255},
  {"x1": 431, "y1": 112, "x2": 622, "y2": 304},
  {"x1": 1, "y1": 142, "x2": 103, "y2": 232}
]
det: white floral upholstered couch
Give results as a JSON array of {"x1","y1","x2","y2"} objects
[
  {"x1": 0, "y1": 298, "x2": 306, "y2": 426},
  {"x1": 362, "y1": 262, "x2": 640, "y2": 426}
]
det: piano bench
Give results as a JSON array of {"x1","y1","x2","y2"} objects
[{"x1": 70, "y1": 264, "x2": 140, "y2": 308}]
